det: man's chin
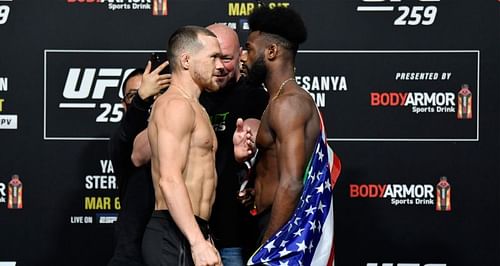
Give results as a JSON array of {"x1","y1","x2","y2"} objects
[
  {"x1": 215, "y1": 77, "x2": 228, "y2": 87},
  {"x1": 205, "y1": 82, "x2": 221, "y2": 93}
]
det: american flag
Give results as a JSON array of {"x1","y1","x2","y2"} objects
[{"x1": 248, "y1": 114, "x2": 341, "y2": 266}]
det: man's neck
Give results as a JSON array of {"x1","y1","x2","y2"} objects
[
  {"x1": 264, "y1": 65, "x2": 296, "y2": 99},
  {"x1": 170, "y1": 73, "x2": 203, "y2": 100}
]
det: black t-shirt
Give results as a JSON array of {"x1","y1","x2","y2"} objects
[
  {"x1": 108, "y1": 96, "x2": 152, "y2": 198},
  {"x1": 200, "y1": 77, "x2": 268, "y2": 249}
]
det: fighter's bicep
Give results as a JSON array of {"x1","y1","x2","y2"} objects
[
  {"x1": 272, "y1": 101, "x2": 309, "y2": 180},
  {"x1": 154, "y1": 100, "x2": 195, "y2": 179}
]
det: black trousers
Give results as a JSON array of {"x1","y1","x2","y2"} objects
[{"x1": 142, "y1": 210, "x2": 210, "y2": 266}]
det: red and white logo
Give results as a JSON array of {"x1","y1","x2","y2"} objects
[
  {"x1": 350, "y1": 182, "x2": 435, "y2": 207},
  {"x1": 370, "y1": 91, "x2": 456, "y2": 114}
]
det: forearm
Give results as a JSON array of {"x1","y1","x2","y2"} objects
[
  {"x1": 262, "y1": 180, "x2": 303, "y2": 243},
  {"x1": 159, "y1": 177, "x2": 206, "y2": 246}
]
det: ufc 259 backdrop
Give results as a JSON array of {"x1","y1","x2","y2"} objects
[{"x1": 0, "y1": 1, "x2": 498, "y2": 266}]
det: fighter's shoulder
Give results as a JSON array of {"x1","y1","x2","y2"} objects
[
  {"x1": 272, "y1": 91, "x2": 314, "y2": 113},
  {"x1": 152, "y1": 94, "x2": 194, "y2": 116}
]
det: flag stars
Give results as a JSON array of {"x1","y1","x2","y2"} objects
[
  {"x1": 278, "y1": 247, "x2": 292, "y2": 257},
  {"x1": 315, "y1": 183, "x2": 324, "y2": 194},
  {"x1": 264, "y1": 239, "x2": 276, "y2": 252},
  {"x1": 279, "y1": 260, "x2": 289, "y2": 266},
  {"x1": 310, "y1": 172, "x2": 316, "y2": 182},
  {"x1": 305, "y1": 195, "x2": 312, "y2": 203},
  {"x1": 308, "y1": 220, "x2": 317, "y2": 232},
  {"x1": 325, "y1": 178, "x2": 332, "y2": 191},
  {"x1": 260, "y1": 257, "x2": 271, "y2": 264},
  {"x1": 296, "y1": 240, "x2": 307, "y2": 252},
  {"x1": 315, "y1": 171, "x2": 322, "y2": 182},
  {"x1": 318, "y1": 149, "x2": 324, "y2": 162},
  {"x1": 293, "y1": 227, "x2": 305, "y2": 237},
  {"x1": 308, "y1": 167, "x2": 314, "y2": 180},
  {"x1": 308, "y1": 241, "x2": 315, "y2": 253},
  {"x1": 305, "y1": 206, "x2": 316, "y2": 216},
  {"x1": 248, "y1": 139, "x2": 335, "y2": 265},
  {"x1": 318, "y1": 200, "x2": 326, "y2": 213}
]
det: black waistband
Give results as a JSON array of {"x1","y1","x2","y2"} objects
[{"x1": 151, "y1": 210, "x2": 210, "y2": 239}]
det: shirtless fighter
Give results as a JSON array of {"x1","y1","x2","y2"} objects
[{"x1": 142, "y1": 25, "x2": 224, "y2": 266}]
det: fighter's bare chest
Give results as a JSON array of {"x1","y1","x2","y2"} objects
[
  {"x1": 192, "y1": 104, "x2": 217, "y2": 151},
  {"x1": 256, "y1": 111, "x2": 275, "y2": 150}
]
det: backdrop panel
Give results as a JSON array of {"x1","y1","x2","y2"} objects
[{"x1": 0, "y1": 1, "x2": 498, "y2": 265}]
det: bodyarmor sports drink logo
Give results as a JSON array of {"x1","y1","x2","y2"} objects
[
  {"x1": 350, "y1": 183, "x2": 435, "y2": 206},
  {"x1": 370, "y1": 91, "x2": 456, "y2": 114},
  {"x1": 435, "y1": 176, "x2": 451, "y2": 211},
  {"x1": 0, "y1": 0, "x2": 11, "y2": 25},
  {"x1": 357, "y1": 0, "x2": 440, "y2": 26},
  {"x1": 7, "y1": 174, "x2": 22, "y2": 209},
  {"x1": 44, "y1": 50, "x2": 157, "y2": 140},
  {"x1": 457, "y1": 84, "x2": 472, "y2": 119},
  {"x1": 66, "y1": 0, "x2": 154, "y2": 13}
]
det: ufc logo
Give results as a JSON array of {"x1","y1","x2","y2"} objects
[{"x1": 62, "y1": 68, "x2": 135, "y2": 100}]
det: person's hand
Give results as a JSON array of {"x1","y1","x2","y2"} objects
[
  {"x1": 233, "y1": 118, "x2": 256, "y2": 163},
  {"x1": 138, "y1": 60, "x2": 171, "y2": 100},
  {"x1": 191, "y1": 239, "x2": 222, "y2": 266},
  {"x1": 237, "y1": 188, "x2": 255, "y2": 209}
]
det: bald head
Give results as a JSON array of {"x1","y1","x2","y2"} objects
[
  {"x1": 206, "y1": 24, "x2": 242, "y2": 88},
  {"x1": 207, "y1": 24, "x2": 240, "y2": 55}
]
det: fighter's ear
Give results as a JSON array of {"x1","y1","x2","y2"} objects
[
  {"x1": 180, "y1": 53, "x2": 190, "y2": 69},
  {"x1": 265, "y1": 43, "x2": 278, "y2": 61}
]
